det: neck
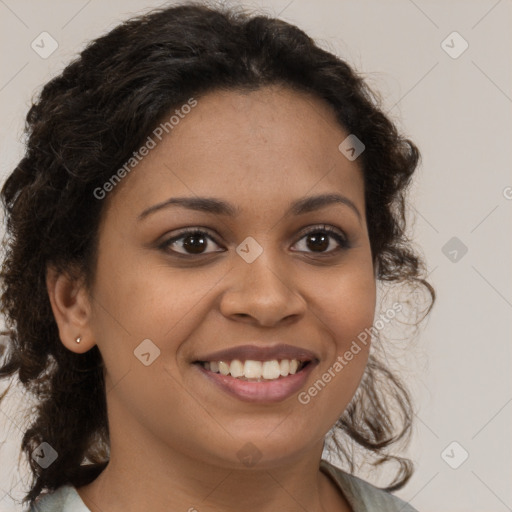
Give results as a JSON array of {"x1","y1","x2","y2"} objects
[
  {"x1": 76, "y1": 391, "x2": 352, "y2": 512},
  {"x1": 76, "y1": 429, "x2": 350, "y2": 512}
]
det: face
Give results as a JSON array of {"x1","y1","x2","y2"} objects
[{"x1": 79, "y1": 85, "x2": 376, "y2": 469}]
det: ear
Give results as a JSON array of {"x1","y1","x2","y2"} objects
[{"x1": 46, "y1": 265, "x2": 95, "y2": 353}]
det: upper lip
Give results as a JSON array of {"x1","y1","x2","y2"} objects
[{"x1": 194, "y1": 344, "x2": 319, "y2": 363}]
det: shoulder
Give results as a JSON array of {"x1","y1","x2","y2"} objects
[
  {"x1": 320, "y1": 459, "x2": 419, "y2": 512},
  {"x1": 29, "y1": 485, "x2": 90, "y2": 512}
]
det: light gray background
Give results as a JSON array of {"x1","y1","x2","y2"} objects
[{"x1": 1, "y1": 1, "x2": 511, "y2": 511}]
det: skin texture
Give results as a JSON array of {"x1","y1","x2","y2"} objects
[{"x1": 46, "y1": 85, "x2": 376, "y2": 512}]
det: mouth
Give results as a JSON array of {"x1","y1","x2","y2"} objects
[
  {"x1": 194, "y1": 358, "x2": 311, "y2": 381},
  {"x1": 191, "y1": 344, "x2": 319, "y2": 403}
]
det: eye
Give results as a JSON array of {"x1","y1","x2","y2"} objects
[
  {"x1": 159, "y1": 228, "x2": 223, "y2": 256},
  {"x1": 292, "y1": 225, "x2": 350, "y2": 255},
  {"x1": 159, "y1": 224, "x2": 350, "y2": 257}
]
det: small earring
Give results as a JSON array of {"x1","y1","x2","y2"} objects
[{"x1": 75, "y1": 336, "x2": 82, "y2": 344}]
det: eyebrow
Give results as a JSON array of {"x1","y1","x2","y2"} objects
[{"x1": 137, "y1": 193, "x2": 362, "y2": 222}]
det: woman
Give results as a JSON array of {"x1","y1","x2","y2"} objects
[{"x1": 0, "y1": 3, "x2": 434, "y2": 511}]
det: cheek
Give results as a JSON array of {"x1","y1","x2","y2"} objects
[
  {"x1": 295, "y1": 268, "x2": 375, "y2": 426},
  {"x1": 311, "y1": 261, "x2": 377, "y2": 347},
  {"x1": 88, "y1": 239, "x2": 239, "y2": 406},
  {"x1": 90, "y1": 261, "x2": 210, "y2": 350}
]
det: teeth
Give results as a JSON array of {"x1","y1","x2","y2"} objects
[
  {"x1": 244, "y1": 360, "x2": 262, "y2": 379},
  {"x1": 262, "y1": 360, "x2": 281, "y2": 380},
  {"x1": 230, "y1": 359, "x2": 244, "y2": 378},
  {"x1": 218, "y1": 361, "x2": 230, "y2": 376},
  {"x1": 200, "y1": 359, "x2": 305, "y2": 380}
]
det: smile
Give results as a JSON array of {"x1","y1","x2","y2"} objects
[
  {"x1": 197, "y1": 358, "x2": 308, "y2": 381},
  {"x1": 193, "y1": 358, "x2": 317, "y2": 403}
]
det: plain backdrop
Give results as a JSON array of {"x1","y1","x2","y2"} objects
[{"x1": 0, "y1": 1, "x2": 511, "y2": 511}]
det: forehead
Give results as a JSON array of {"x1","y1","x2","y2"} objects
[{"x1": 106, "y1": 85, "x2": 365, "y2": 219}]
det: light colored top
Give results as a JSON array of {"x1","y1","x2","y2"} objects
[{"x1": 29, "y1": 459, "x2": 419, "y2": 511}]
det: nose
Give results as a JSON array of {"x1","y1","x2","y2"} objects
[{"x1": 219, "y1": 250, "x2": 306, "y2": 327}]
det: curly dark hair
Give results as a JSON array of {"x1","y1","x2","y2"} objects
[{"x1": 0, "y1": 1, "x2": 434, "y2": 508}]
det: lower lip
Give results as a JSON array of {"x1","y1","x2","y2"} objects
[{"x1": 194, "y1": 362, "x2": 317, "y2": 403}]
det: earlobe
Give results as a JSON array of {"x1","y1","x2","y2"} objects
[{"x1": 46, "y1": 266, "x2": 94, "y2": 353}]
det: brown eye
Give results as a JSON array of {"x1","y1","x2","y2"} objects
[
  {"x1": 292, "y1": 225, "x2": 350, "y2": 254},
  {"x1": 160, "y1": 229, "x2": 223, "y2": 255},
  {"x1": 181, "y1": 233, "x2": 208, "y2": 254},
  {"x1": 305, "y1": 232, "x2": 330, "y2": 252}
]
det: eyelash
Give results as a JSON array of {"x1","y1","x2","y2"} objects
[{"x1": 158, "y1": 225, "x2": 351, "y2": 257}]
